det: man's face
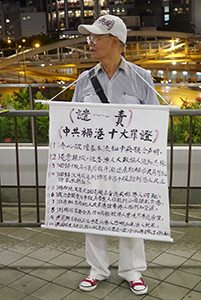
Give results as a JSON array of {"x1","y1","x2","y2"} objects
[{"x1": 87, "y1": 34, "x2": 114, "y2": 60}]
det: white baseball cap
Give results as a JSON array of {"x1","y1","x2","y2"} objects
[{"x1": 78, "y1": 15, "x2": 127, "y2": 45}]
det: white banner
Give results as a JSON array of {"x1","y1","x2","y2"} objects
[{"x1": 42, "y1": 102, "x2": 173, "y2": 242}]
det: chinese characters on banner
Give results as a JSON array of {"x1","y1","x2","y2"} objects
[{"x1": 42, "y1": 102, "x2": 173, "y2": 242}]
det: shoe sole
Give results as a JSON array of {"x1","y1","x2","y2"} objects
[
  {"x1": 130, "y1": 285, "x2": 148, "y2": 295},
  {"x1": 79, "y1": 282, "x2": 99, "y2": 292}
]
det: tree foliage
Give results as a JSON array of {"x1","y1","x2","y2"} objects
[{"x1": 0, "y1": 87, "x2": 74, "y2": 144}]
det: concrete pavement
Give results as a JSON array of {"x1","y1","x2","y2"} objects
[{"x1": 0, "y1": 206, "x2": 200, "y2": 300}]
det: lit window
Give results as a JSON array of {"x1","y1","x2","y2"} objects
[
  {"x1": 101, "y1": 9, "x2": 110, "y2": 14},
  {"x1": 164, "y1": 14, "x2": 169, "y2": 21},
  {"x1": 84, "y1": 10, "x2": 93, "y2": 16},
  {"x1": 75, "y1": 10, "x2": 81, "y2": 17},
  {"x1": 164, "y1": 6, "x2": 169, "y2": 13},
  {"x1": 67, "y1": 68, "x2": 73, "y2": 75}
]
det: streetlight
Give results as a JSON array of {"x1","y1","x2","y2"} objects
[
  {"x1": 7, "y1": 38, "x2": 11, "y2": 46},
  {"x1": 34, "y1": 43, "x2": 40, "y2": 48}
]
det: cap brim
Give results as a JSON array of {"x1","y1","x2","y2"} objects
[{"x1": 78, "y1": 24, "x2": 106, "y2": 35}]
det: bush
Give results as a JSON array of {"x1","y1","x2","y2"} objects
[
  {"x1": 169, "y1": 98, "x2": 201, "y2": 144},
  {"x1": 0, "y1": 87, "x2": 50, "y2": 144}
]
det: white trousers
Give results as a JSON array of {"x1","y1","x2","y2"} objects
[{"x1": 86, "y1": 233, "x2": 147, "y2": 282}]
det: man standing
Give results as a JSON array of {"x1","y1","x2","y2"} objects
[{"x1": 72, "y1": 14, "x2": 159, "y2": 296}]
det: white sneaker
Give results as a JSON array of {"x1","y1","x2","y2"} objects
[
  {"x1": 79, "y1": 276, "x2": 100, "y2": 291},
  {"x1": 129, "y1": 277, "x2": 148, "y2": 295}
]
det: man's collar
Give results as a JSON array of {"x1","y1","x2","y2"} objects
[
  {"x1": 96, "y1": 56, "x2": 128, "y2": 75},
  {"x1": 118, "y1": 56, "x2": 128, "y2": 74}
]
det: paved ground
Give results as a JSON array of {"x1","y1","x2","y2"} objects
[{"x1": 0, "y1": 207, "x2": 201, "y2": 300}]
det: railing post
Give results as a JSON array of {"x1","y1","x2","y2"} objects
[
  {"x1": 0, "y1": 175, "x2": 3, "y2": 223},
  {"x1": 29, "y1": 84, "x2": 35, "y2": 144},
  {"x1": 169, "y1": 116, "x2": 174, "y2": 206},
  {"x1": 33, "y1": 116, "x2": 40, "y2": 223},
  {"x1": 14, "y1": 117, "x2": 22, "y2": 223},
  {"x1": 29, "y1": 84, "x2": 33, "y2": 110},
  {"x1": 186, "y1": 116, "x2": 193, "y2": 223}
]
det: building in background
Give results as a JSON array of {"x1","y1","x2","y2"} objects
[
  {"x1": 20, "y1": 6, "x2": 47, "y2": 37},
  {"x1": 0, "y1": 1, "x2": 21, "y2": 41},
  {"x1": 0, "y1": 0, "x2": 200, "y2": 41},
  {"x1": 134, "y1": 0, "x2": 164, "y2": 28},
  {"x1": 192, "y1": 0, "x2": 201, "y2": 34},
  {"x1": 45, "y1": 0, "x2": 200, "y2": 35},
  {"x1": 134, "y1": 0, "x2": 193, "y2": 30},
  {"x1": 24, "y1": 0, "x2": 46, "y2": 12},
  {"x1": 45, "y1": 0, "x2": 139, "y2": 33}
]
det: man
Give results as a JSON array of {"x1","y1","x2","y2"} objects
[{"x1": 72, "y1": 14, "x2": 159, "y2": 296}]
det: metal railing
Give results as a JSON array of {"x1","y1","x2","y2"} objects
[
  {"x1": 0, "y1": 109, "x2": 201, "y2": 227},
  {"x1": 0, "y1": 110, "x2": 48, "y2": 227}
]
